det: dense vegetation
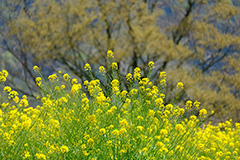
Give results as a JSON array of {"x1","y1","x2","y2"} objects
[
  {"x1": 0, "y1": 53, "x2": 239, "y2": 159},
  {"x1": 1, "y1": 0, "x2": 240, "y2": 123}
]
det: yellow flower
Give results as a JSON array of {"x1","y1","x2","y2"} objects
[
  {"x1": 141, "y1": 147, "x2": 148, "y2": 154},
  {"x1": 176, "y1": 82, "x2": 183, "y2": 89},
  {"x1": 193, "y1": 101, "x2": 201, "y2": 109},
  {"x1": 119, "y1": 128, "x2": 127, "y2": 134},
  {"x1": 3, "y1": 86, "x2": 12, "y2": 92},
  {"x1": 63, "y1": 73, "x2": 70, "y2": 81},
  {"x1": 120, "y1": 119, "x2": 129, "y2": 127},
  {"x1": 137, "y1": 116, "x2": 143, "y2": 121},
  {"x1": 148, "y1": 61, "x2": 155, "y2": 70},
  {"x1": 48, "y1": 74, "x2": 58, "y2": 82},
  {"x1": 35, "y1": 153, "x2": 46, "y2": 160},
  {"x1": 60, "y1": 145, "x2": 69, "y2": 153},
  {"x1": 134, "y1": 67, "x2": 141, "y2": 80},
  {"x1": 107, "y1": 50, "x2": 114, "y2": 58},
  {"x1": 199, "y1": 109, "x2": 207, "y2": 117},
  {"x1": 83, "y1": 150, "x2": 90, "y2": 156},
  {"x1": 126, "y1": 73, "x2": 133, "y2": 82},
  {"x1": 129, "y1": 89, "x2": 138, "y2": 96},
  {"x1": 84, "y1": 63, "x2": 91, "y2": 71},
  {"x1": 185, "y1": 100, "x2": 192, "y2": 108},
  {"x1": 159, "y1": 71, "x2": 166, "y2": 79},
  {"x1": 99, "y1": 66, "x2": 106, "y2": 73},
  {"x1": 141, "y1": 78, "x2": 150, "y2": 86},
  {"x1": 156, "y1": 141, "x2": 164, "y2": 148},
  {"x1": 33, "y1": 66, "x2": 39, "y2": 72},
  {"x1": 23, "y1": 151, "x2": 30, "y2": 159},
  {"x1": 155, "y1": 98, "x2": 163, "y2": 107},
  {"x1": 112, "y1": 62, "x2": 118, "y2": 70},
  {"x1": 160, "y1": 129, "x2": 168, "y2": 135},
  {"x1": 175, "y1": 124, "x2": 184, "y2": 131},
  {"x1": 22, "y1": 95, "x2": 27, "y2": 99},
  {"x1": 19, "y1": 99, "x2": 29, "y2": 107},
  {"x1": 121, "y1": 90, "x2": 128, "y2": 98},
  {"x1": 137, "y1": 126, "x2": 144, "y2": 132},
  {"x1": 35, "y1": 77, "x2": 42, "y2": 87},
  {"x1": 71, "y1": 78, "x2": 78, "y2": 84},
  {"x1": 160, "y1": 79, "x2": 166, "y2": 86},
  {"x1": 112, "y1": 129, "x2": 119, "y2": 136},
  {"x1": 87, "y1": 138, "x2": 94, "y2": 146},
  {"x1": 148, "y1": 110, "x2": 155, "y2": 117},
  {"x1": 99, "y1": 128, "x2": 106, "y2": 135},
  {"x1": 71, "y1": 84, "x2": 82, "y2": 95}
]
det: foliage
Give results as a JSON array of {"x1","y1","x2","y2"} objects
[
  {"x1": 0, "y1": 0, "x2": 240, "y2": 123},
  {"x1": 0, "y1": 59, "x2": 240, "y2": 160}
]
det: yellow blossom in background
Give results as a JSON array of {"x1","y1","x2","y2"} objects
[
  {"x1": 137, "y1": 126, "x2": 144, "y2": 132},
  {"x1": 0, "y1": 70, "x2": 8, "y2": 83},
  {"x1": 3, "y1": 86, "x2": 12, "y2": 92},
  {"x1": 160, "y1": 79, "x2": 166, "y2": 86},
  {"x1": 112, "y1": 129, "x2": 119, "y2": 136},
  {"x1": 71, "y1": 78, "x2": 78, "y2": 84},
  {"x1": 60, "y1": 145, "x2": 69, "y2": 153},
  {"x1": 19, "y1": 99, "x2": 29, "y2": 107},
  {"x1": 71, "y1": 84, "x2": 82, "y2": 95},
  {"x1": 159, "y1": 71, "x2": 166, "y2": 79},
  {"x1": 126, "y1": 73, "x2": 133, "y2": 82},
  {"x1": 107, "y1": 50, "x2": 114, "y2": 59},
  {"x1": 194, "y1": 101, "x2": 201, "y2": 109},
  {"x1": 22, "y1": 95, "x2": 27, "y2": 99},
  {"x1": 177, "y1": 82, "x2": 184, "y2": 90},
  {"x1": 112, "y1": 62, "x2": 118, "y2": 70},
  {"x1": 185, "y1": 100, "x2": 192, "y2": 109},
  {"x1": 119, "y1": 128, "x2": 127, "y2": 134},
  {"x1": 199, "y1": 109, "x2": 207, "y2": 117},
  {"x1": 120, "y1": 90, "x2": 128, "y2": 98},
  {"x1": 99, "y1": 128, "x2": 106, "y2": 135},
  {"x1": 156, "y1": 141, "x2": 164, "y2": 148},
  {"x1": 99, "y1": 66, "x2": 106, "y2": 73},
  {"x1": 175, "y1": 124, "x2": 184, "y2": 131},
  {"x1": 48, "y1": 74, "x2": 58, "y2": 82},
  {"x1": 148, "y1": 109, "x2": 155, "y2": 117},
  {"x1": 35, "y1": 153, "x2": 46, "y2": 160},
  {"x1": 33, "y1": 66, "x2": 39, "y2": 72},
  {"x1": 160, "y1": 129, "x2": 168, "y2": 136},
  {"x1": 148, "y1": 61, "x2": 155, "y2": 70},
  {"x1": 63, "y1": 73, "x2": 70, "y2": 81},
  {"x1": 87, "y1": 138, "x2": 94, "y2": 146},
  {"x1": 140, "y1": 147, "x2": 148, "y2": 154},
  {"x1": 134, "y1": 67, "x2": 141, "y2": 81},
  {"x1": 84, "y1": 63, "x2": 91, "y2": 71},
  {"x1": 23, "y1": 151, "x2": 30, "y2": 159},
  {"x1": 35, "y1": 77, "x2": 42, "y2": 87}
]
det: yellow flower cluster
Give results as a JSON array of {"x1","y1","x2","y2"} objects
[
  {"x1": 84, "y1": 63, "x2": 91, "y2": 71},
  {"x1": 0, "y1": 60, "x2": 239, "y2": 160},
  {"x1": 0, "y1": 70, "x2": 8, "y2": 83},
  {"x1": 134, "y1": 67, "x2": 141, "y2": 81}
]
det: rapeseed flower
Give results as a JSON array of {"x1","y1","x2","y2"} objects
[
  {"x1": 60, "y1": 145, "x2": 69, "y2": 153},
  {"x1": 84, "y1": 63, "x2": 91, "y2": 71},
  {"x1": 107, "y1": 50, "x2": 114, "y2": 58},
  {"x1": 176, "y1": 82, "x2": 184, "y2": 89},
  {"x1": 148, "y1": 61, "x2": 155, "y2": 70}
]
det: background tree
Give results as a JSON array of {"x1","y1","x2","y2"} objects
[{"x1": 0, "y1": 0, "x2": 240, "y2": 123}]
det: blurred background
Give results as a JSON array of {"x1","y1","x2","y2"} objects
[{"x1": 0, "y1": 0, "x2": 240, "y2": 124}]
